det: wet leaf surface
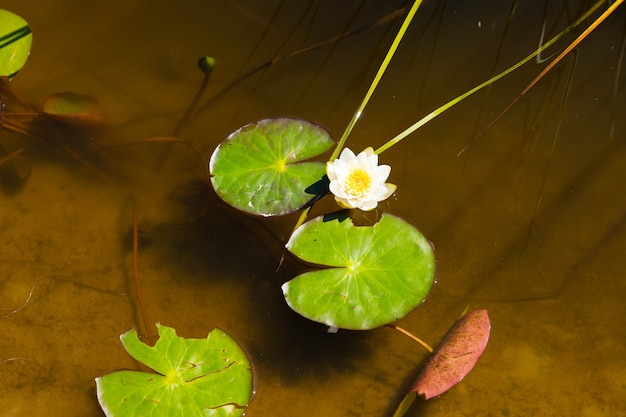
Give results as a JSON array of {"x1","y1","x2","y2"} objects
[
  {"x1": 412, "y1": 309, "x2": 491, "y2": 399},
  {"x1": 96, "y1": 324, "x2": 253, "y2": 417},
  {"x1": 283, "y1": 213, "x2": 435, "y2": 330},
  {"x1": 0, "y1": 9, "x2": 32, "y2": 78},
  {"x1": 209, "y1": 118, "x2": 334, "y2": 216}
]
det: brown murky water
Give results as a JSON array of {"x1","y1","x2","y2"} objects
[{"x1": 1, "y1": 1, "x2": 625, "y2": 416}]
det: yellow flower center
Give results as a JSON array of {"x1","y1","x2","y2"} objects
[{"x1": 344, "y1": 169, "x2": 371, "y2": 196}]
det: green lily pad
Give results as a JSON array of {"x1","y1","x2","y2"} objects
[
  {"x1": 96, "y1": 324, "x2": 253, "y2": 417},
  {"x1": 209, "y1": 118, "x2": 334, "y2": 216},
  {"x1": 0, "y1": 10, "x2": 32, "y2": 79},
  {"x1": 282, "y1": 213, "x2": 435, "y2": 330}
]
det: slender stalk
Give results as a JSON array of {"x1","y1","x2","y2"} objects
[
  {"x1": 498, "y1": 0, "x2": 624, "y2": 118},
  {"x1": 289, "y1": 1, "x2": 422, "y2": 235},
  {"x1": 0, "y1": 148, "x2": 26, "y2": 166},
  {"x1": 132, "y1": 198, "x2": 154, "y2": 344},
  {"x1": 329, "y1": 0, "x2": 424, "y2": 161},
  {"x1": 172, "y1": 73, "x2": 210, "y2": 137},
  {"x1": 385, "y1": 324, "x2": 433, "y2": 353},
  {"x1": 374, "y1": 0, "x2": 613, "y2": 155},
  {"x1": 189, "y1": 7, "x2": 407, "y2": 124}
]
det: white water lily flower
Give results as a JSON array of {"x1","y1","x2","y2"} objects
[{"x1": 326, "y1": 147, "x2": 396, "y2": 211}]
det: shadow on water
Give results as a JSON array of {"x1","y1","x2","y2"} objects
[{"x1": 1, "y1": 0, "x2": 626, "y2": 416}]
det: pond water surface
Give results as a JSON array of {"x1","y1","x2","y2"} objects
[{"x1": 1, "y1": 1, "x2": 625, "y2": 416}]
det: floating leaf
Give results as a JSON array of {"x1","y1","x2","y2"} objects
[
  {"x1": 0, "y1": 10, "x2": 32, "y2": 78},
  {"x1": 391, "y1": 310, "x2": 490, "y2": 417},
  {"x1": 96, "y1": 324, "x2": 253, "y2": 417},
  {"x1": 42, "y1": 92, "x2": 107, "y2": 127},
  {"x1": 282, "y1": 213, "x2": 435, "y2": 330},
  {"x1": 209, "y1": 118, "x2": 334, "y2": 216},
  {"x1": 413, "y1": 309, "x2": 490, "y2": 399}
]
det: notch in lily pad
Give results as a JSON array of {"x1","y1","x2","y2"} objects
[
  {"x1": 96, "y1": 324, "x2": 253, "y2": 417},
  {"x1": 282, "y1": 213, "x2": 436, "y2": 330},
  {"x1": 0, "y1": 9, "x2": 32, "y2": 79},
  {"x1": 209, "y1": 118, "x2": 335, "y2": 217}
]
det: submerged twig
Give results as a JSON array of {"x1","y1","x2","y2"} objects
[
  {"x1": 3, "y1": 285, "x2": 35, "y2": 318},
  {"x1": 0, "y1": 146, "x2": 27, "y2": 168}
]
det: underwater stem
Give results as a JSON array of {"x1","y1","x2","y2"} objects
[
  {"x1": 172, "y1": 56, "x2": 216, "y2": 137},
  {"x1": 385, "y1": 324, "x2": 433, "y2": 353},
  {"x1": 132, "y1": 198, "x2": 154, "y2": 344}
]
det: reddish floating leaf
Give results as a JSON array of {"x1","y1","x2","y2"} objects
[{"x1": 412, "y1": 309, "x2": 490, "y2": 399}]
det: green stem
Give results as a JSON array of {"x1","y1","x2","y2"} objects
[
  {"x1": 329, "y1": 0, "x2": 424, "y2": 161},
  {"x1": 374, "y1": 0, "x2": 610, "y2": 155}
]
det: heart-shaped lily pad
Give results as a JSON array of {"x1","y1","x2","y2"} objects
[
  {"x1": 96, "y1": 324, "x2": 253, "y2": 417},
  {"x1": 209, "y1": 118, "x2": 334, "y2": 216},
  {"x1": 0, "y1": 9, "x2": 32, "y2": 78},
  {"x1": 282, "y1": 213, "x2": 435, "y2": 330}
]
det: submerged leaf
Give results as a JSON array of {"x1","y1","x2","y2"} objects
[
  {"x1": 283, "y1": 213, "x2": 435, "y2": 330},
  {"x1": 42, "y1": 92, "x2": 107, "y2": 127},
  {"x1": 96, "y1": 324, "x2": 253, "y2": 417},
  {"x1": 0, "y1": 9, "x2": 32, "y2": 78},
  {"x1": 209, "y1": 118, "x2": 334, "y2": 216},
  {"x1": 412, "y1": 309, "x2": 490, "y2": 399}
]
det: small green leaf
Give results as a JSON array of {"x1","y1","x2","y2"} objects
[
  {"x1": 96, "y1": 324, "x2": 253, "y2": 417},
  {"x1": 0, "y1": 10, "x2": 32, "y2": 78},
  {"x1": 282, "y1": 213, "x2": 435, "y2": 330},
  {"x1": 209, "y1": 118, "x2": 334, "y2": 216}
]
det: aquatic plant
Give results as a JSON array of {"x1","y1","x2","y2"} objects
[
  {"x1": 1, "y1": 0, "x2": 623, "y2": 415},
  {"x1": 206, "y1": 1, "x2": 622, "y2": 414},
  {"x1": 96, "y1": 324, "x2": 253, "y2": 417},
  {"x1": 326, "y1": 147, "x2": 396, "y2": 211}
]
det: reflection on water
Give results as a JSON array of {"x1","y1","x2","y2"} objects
[{"x1": 1, "y1": 1, "x2": 625, "y2": 416}]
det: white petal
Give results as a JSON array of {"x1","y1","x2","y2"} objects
[
  {"x1": 375, "y1": 164, "x2": 391, "y2": 182},
  {"x1": 362, "y1": 147, "x2": 375, "y2": 156},
  {"x1": 339, "y1": 147, "x2": 356, "y2": 162},
  {"x1": 334, "y1": 195, "x2": 355, "y2": 209},
  {"x1": 365, "y1": 152, "x2": 378, "y2": 170},
  {"x1": 354, "y1": 149, "x2": 370, "y2": 165},
  {"x1": 326, "y1": 162, "x2": 338, "y2": 181},
  {"x1": 359, "y1": 199, "x2": 378, "y2": 211},
  {"x1": 329, "y1": 181, "x2": 344, "y2": 197},
  {"x1": 380, "y1": 183, "x2": 396, "y2": 200}
]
